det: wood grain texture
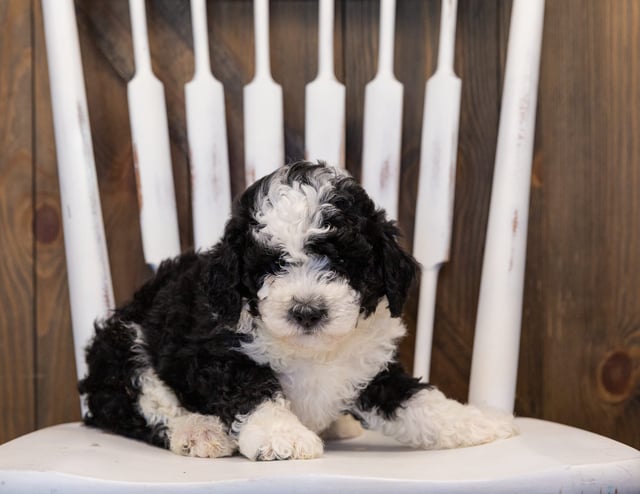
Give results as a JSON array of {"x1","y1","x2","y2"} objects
[
  {"x1": 0, "y1": 0, "x2": 35, "y2": 444},
  {"x1": 1, "y1": 0, "x2": 639, "y2": 449},
  {"x1": 32, "y1": 0, "x2": 78, "y2": 430},
  {"x1": 343, "y1": 0, "x2": 376, "y2": 182},
  {"x1": 272, "y1": 0, "x2": 315, "y2": 162},
  {"x1": 530, "y1": 0, "x2": 640, "y2": 445}
]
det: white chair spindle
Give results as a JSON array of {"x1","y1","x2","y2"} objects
[
  {"x1": 305, "y1": 0, "x2": 345, "y2": 168},
  {"x1": 186, "y1": 0, "x2": 231, "y2": 250},
  {"x1": 361, "y1": 0, "x2": 403, "y2": 220},
  {"x1": 468, "y1": 0, "x2": 546, "y2": 413},
  {"x1": 412, "y1": 0, "x2": 461, "y2": 382},
  {"x1": 41, "y1": 0, "x2": 115, "y2": 413},
  {"x1": 128, "y1": 0, "x2": 181, "y2": 270},
  {"x1": 244, "y1": 0, "x2": 284, "y2": 186}
]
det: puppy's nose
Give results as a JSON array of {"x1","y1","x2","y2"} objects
[{"x1": 288, "y1": 301, "x2": 328, "y2": 331}]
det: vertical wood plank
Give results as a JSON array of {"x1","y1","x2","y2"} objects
[
  {"x1": 33, "y1": 0, "x2": 79, "y2": 428},
  {"x1": 343, "y1": 0, "x2": 377, "y2": 181},
  {"x1": 272, "y1": 0, "x2": 319, "y2": 162},
  {"x1": 532, "y1": 0, "x2": 640, "y2": 447},
  {"x1": 429, "y1": 1, "x2": 503, "y2": 403},
  {"x1": 0, "y1": 0, "x2": 35, "y2": 444},
  {"x1": 200, "y1": 0, "x2": 253, "y2": 196},
  {"x1": 75, "y1": 0, "x2": 150, "y2": 305}
]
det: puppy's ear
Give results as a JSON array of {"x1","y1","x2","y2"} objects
[
  {"x1": 204, "y1": 217, "x2": 245, "y2": 325},
  {"x1": 380, "y1": 220, "x2": 419, "y2": 318}
]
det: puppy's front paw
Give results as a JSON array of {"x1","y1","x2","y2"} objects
[
  {"x1": 236, "y1": 399, "x2": 323, "y2": 461},
  {"x1": 246, "y1": 422, "x2": 323, "y2": 461},
  {"x1": 168, "y1": 413, "x2": 236, "y2": 458}
]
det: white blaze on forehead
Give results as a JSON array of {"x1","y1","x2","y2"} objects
[{"x1": 252, "y1": 167, "x2": 344, "y2": 260}]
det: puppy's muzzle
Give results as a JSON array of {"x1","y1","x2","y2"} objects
[{"x1": 288, "y1": 299, "x2": 328, "y2": 332}]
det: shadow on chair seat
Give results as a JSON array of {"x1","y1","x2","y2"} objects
[{"x1": 1, "y1": 418, "x2": 638, "y2": 493}]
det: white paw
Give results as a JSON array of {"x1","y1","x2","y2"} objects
[
  {"x1": 168, "y1": 414, "x2": 236, "y2": 458},
  {"x1": 236, "y1": 399, "x2": 324, "y2": 461},
  {"x1": 321, "y1": 414, "x2": 364, "y2": 440},
  {"x1": 360, "y1": 388, "x2": 518, "y2": 450},
  {"x1": 249, "y1": 423, "x2": 323, "y2": 461},
  {"x1": 437, "y1": 405, "x2": 518, "y2": 449}
]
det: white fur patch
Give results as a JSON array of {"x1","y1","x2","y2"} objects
[
  {"x1": 233, "y1": 396, "x2": 323, "y2": 461},
  {"x1": 169, "y1": 414, "x2": 236, "y2": 458},
  {"x1": 240, "y1": 300, "x2": 406, "y2": 433},
  {"x1": 257, "y1": 258, "x2": 360, "y2": 346},
  {"x1": 129, "y1": 323, "x2": 186, "y2": 428},
  {"x1": 251, "y1": 165, "x2": 347, "y2": 261},
  {"x1": 136, "y1": 368, "x2": 186, "y2": 428},
  {"x1": 131, "y1": 324, "x2": 237, "y2": 457},
  {"x1": 356, "y1": 388, "x2": 518, "y2": 449}
]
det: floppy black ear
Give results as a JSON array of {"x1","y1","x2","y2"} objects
[
  {"x1": 204, "y1": 216, "x2": 246, "y2": 326},
  {"x1": 380, "y1": 220, "x2": 419, "y2": 318}
]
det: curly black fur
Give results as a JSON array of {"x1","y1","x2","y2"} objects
[
  {"x1": 355, "y1": 361, "x2": 432, "y2": 421},
  {"x1": 79, "y1": 161, "x2": 421, "y2": 451}
]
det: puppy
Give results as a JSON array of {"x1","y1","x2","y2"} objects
[{"x1": 79, "y1": 161, "x2": 516, "y2": 460}]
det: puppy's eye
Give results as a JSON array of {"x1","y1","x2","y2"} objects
[
  {"x1": 331, "y1": 257, "x2": 347, "y2": 270},
  {"x1": 269, "y1": 256, "x2": 287, "y2": 272}
]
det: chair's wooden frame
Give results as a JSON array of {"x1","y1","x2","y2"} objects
[{"x1": 0, "y1": 0, "x2": 638, "y2": 492}]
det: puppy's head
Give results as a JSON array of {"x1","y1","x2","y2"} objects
[{"x1": 221, "y1": 162, "x2": 417, "y2": 348}]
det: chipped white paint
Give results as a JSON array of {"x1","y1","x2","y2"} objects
[
  {"x1": 469, "y1": 0, "x2": 545, "y2": 413},
  {"x1": 361, "y1": 0, "x2": 403, "y2": 220},
  {"x1": 305, "y1": 0, "x2": 345, "y2": 168},
  {"x1": 244, "y1": 0, "x2": 284, "y2": 186},
  {"x1": 185, "y1": 0, "x2": 231, "y2": 250},
  {"x1": 2, "y1": 418, "x2": 639, "y2": 490},
  {"x1": 412, "y1": 0, "x2": 461, "y2": 382},
  {"x1": 41, "y1": 0, "x2": 115, "y2": 414},
  {"x1": 128, "y1": 0, "x2": 181, "y2": 269}
]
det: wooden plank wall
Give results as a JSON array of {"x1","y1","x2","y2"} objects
[
  {"x1": 0, "y1": 0, "x2": 35, "y2": 444},
  {"x1": 0, "y1": 0, "x2": 638, "y2": 449}
]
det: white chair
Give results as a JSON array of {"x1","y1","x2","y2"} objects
[{"x1": 1, "y1": 0, "x2": 638, "y2": 493}]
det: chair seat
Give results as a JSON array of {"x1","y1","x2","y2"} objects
[{"x1": 0, "y1": 417, "x2": 638, "y2": 493}]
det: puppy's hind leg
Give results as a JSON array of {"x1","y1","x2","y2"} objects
[
  {"x1": 353, "y1": 362, "x2": 517, "y2": 450},
  {"x1": 321, "y1": 414, "x2": 363, "y2": 440},
  {"x1": 137, "y1": 368, "x2": 236, "y2": 458},
  {"x1": 361, "y1": 387, "x2": 517, "y2": 449}
]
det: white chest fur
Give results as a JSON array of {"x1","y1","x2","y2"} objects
[{"x1": 240, "y1": 301, "x2": 406, "y2": 433}]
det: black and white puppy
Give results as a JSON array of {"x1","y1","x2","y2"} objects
[{"x1": 79, "y1": 161, "x2": 516, "y2": 460}]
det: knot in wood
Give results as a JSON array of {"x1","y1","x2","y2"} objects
[
  {"x1": 598, "y1": 350, "x2": 634, "y2": 403},
  {"x1": 35, "y1": 204, "x2": 60, "y2": 244}
]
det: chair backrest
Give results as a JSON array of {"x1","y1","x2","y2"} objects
[
  {"x1": 41, "y1": 1, "x2": 114, "y2": 411},
  {"x1": 42, "y1": 0, "x2": 544, "y2": 417}
]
